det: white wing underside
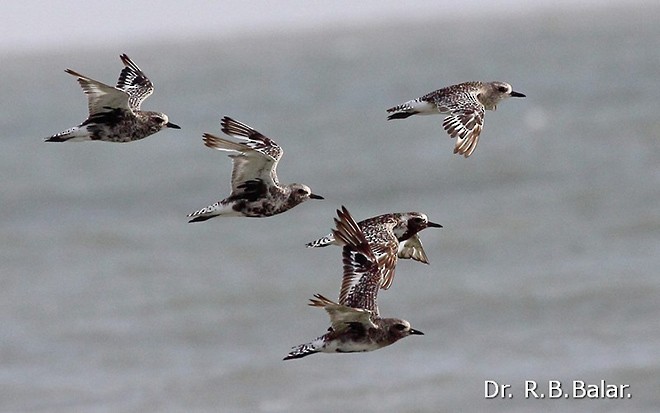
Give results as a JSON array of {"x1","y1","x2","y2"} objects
[
  {"x1": 202, "y1": 133, "x2": 279, "y2": 193},
  {"x1": 66, "y1": 69, "x2": 132, "y2": 116},
  {"x1": 309, "y1": 294, "x2": 377, "y2": 331},
  {"x1": 397, "y1": 234, "x2": 429, "y2": 264}
]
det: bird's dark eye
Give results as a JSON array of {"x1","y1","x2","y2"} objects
[
  {"x1": 413, "y1": 217, "x2": 424, "y2": 224},
  {"x1": 394, "y1": 324, "x2": 406, "y2": 331},
  {"x1": 498, "y1": 86, "x2": 508, "y2": 93},
  {"x1": 153, "y1": 116, "x2": 164, "y2": 123},
  {"x1": 297, "y1": 188, "x2": 307, "y2": 194}
]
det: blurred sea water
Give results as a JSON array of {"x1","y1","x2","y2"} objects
[{"x1": 1, "y1": 4, "x2": 660, "y2": 412}]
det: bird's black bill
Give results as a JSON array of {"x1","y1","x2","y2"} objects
[
  {"x1": 409, "y1": 328, "x2": 424, "y2": 335},
  {"x1": 309, "y1": 193, "x2": 324, "y2": 200},
  {"x1": 427, "y1": 221, "x2": 443, "y2": 228},
  {"x1": 166, "y1": 122, "x2": 181, "y2": 129},
  {"x1": 510, "y1": 91, "x2": 526, "y2": 98}
]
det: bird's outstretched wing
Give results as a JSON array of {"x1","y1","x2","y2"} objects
[
  {"x1": 442, "y1": 104, "x2": 484, "y2": 157},
  {"x1": 202, "y1": 116, "x2": 284, "y2": 196},
  {"x1": 331, "y1": 206, "x2": 383, "y2": 316},
  {"x1": 397, "y1": 234, "x2": 430, "y2": 264},
  {"x1": 308, "y1": 294, "x2": 377, "y2": 332},
  {"x1": 65, "y1": 69, "x2": 131, "y2": 116},
  {"x1": 422, "y1": 84, "x2": 484, "y2": 158},
  {"x1": 116, "y1": 54, "x2": 154, "y2": 110}
]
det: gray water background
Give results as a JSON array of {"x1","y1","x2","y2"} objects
[{"x1": 1, "y1": 4, "x2": 659, "y2": 412}]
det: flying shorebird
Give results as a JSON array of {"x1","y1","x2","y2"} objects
[
  {"x1": 387, "y1": 81, "x2": 525, "y2": 157},
  {"x1": 284, "y1": 206, "x2": 423, "y2": 360},
  {"x1": 187, "y1": 116, "x2": 323, "y2": 222},
  {"x1": 306, "y1": 211, "x2": 442, "y2": 290},
  {"x1": 46, "y1": 54, "x2": 180, "y2": 143}
]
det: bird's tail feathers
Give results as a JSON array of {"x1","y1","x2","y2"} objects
[
  {"x1": 45, "y1": 127, "x2": 89, "y2": 142},
  {"x1": 305, "y1": 234, "x2": 334, "y2": 248},
  {"x1": 387, "y1": 111, "x2": 416, "y2": 120},
  {"x1": 283, "y1": 338, "x2": 323, "y2": 360},
  {"x1": 386, "y1": 98, "x2": 436, "y2": 119},
  {"x1": 187, "y1": 201, "x2": 222, "y2": 223}
]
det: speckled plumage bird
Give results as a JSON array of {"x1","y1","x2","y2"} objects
[
  {"x1": 387, "y1": 81, "x2": 525, "y2": 157},
  {"x1": 284, "y1": 206, "x2": 424, "y2": 360},
  {"x1": 306, "y1": 211, "x2": 442, "y2": 290},
  {"x1": 187, "y1": 116, "x2": 323, "y2": 222},
  {"x1": 46, "y1": 54, "x2": 180, "y2": 143}
]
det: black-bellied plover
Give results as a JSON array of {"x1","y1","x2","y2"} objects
[
  {"x1": 46, "y1": 54, "x2": 180, "y2": 143},
  {"x1": 387, "y1": 81, "x2": 525, "y2": 157},
  {"x1": 284, "y1": 206, "x2": 423, "y2": 360},
  {"x1": 306, "y1": 211, "x2": 442, "y2": 289},
  {"x1": 187, "y1": 116, "x2": 323, "y2": 222}
]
